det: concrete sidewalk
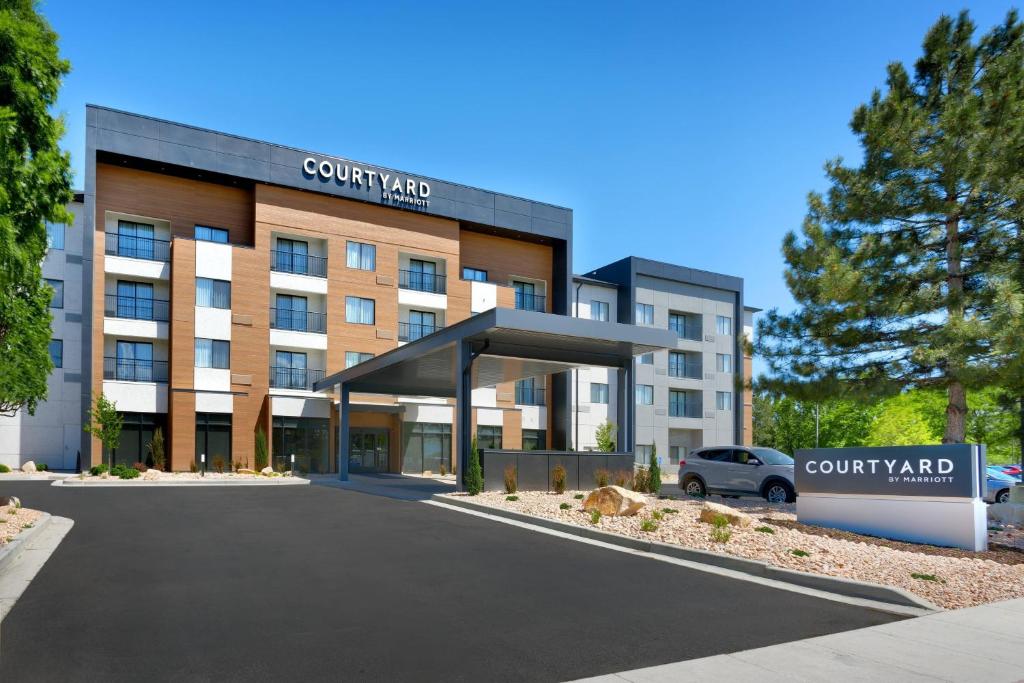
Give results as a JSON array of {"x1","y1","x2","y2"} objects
[{"x1": 573, "y1": 598, "x2": 1024, "y2": 682}]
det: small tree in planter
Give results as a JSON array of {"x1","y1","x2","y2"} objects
[
  {"x1": 595, "y1": 420, "x2": 616, "y2": 452},
  {"x1": 464, "y1": 437, "x2": 483, "y2": 495},
  {"x1": 84, "y1": 394, "x2": 123, "y2": 467},
  {"x1": 552, "y1": 464, "x2": 567, "y2": 494},
  {"x1": 146, "y1": 427, "x2": 166, "y2": 471},
  {"x1": 649, "y1": 444, "x2": 661, "y2": 494},
  {"x1": 503, "y1": 464, "x2": 517, "y2": 494},
  {"x1": 254, "y1": 428, "x2": 269, "y2": 471}
]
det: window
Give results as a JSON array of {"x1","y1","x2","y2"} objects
[
  {"x1": 403, "y1": 309, "x2": 436, "y2": 341},
  {"x1": 513, "y1": 281, "x2": 543, "y2": 311},
  {"x1": 670, "y1": 389, "x2": 700, "y2": 417},
  {"x1": 275, "y1": 238, "x2": 310, "y2": 275},
  {"x1": 590, "y1": 300, "x2": 609, "y2": 322},
  {"x1": 48, "y1": 339, "x2": 63, "y2": 368},
  {"x1": 669, "y1": 351, "x2": 700, "y2": 379},
  {"x1": 637, "y1": 352, "x2": 654, "y2": 365},
  {"x1": 462, "y1": 267, "x2": 487, "y2": 282},
  {"x1": 195, "y1": 225, "x2": 229, "y2": 243},
  {"x1": 115, "y1": 280, "x2": 155, "y2": 320},
  {"x1": 636, "y1": 384, "x2": 654, "y2": 405},
  {"x1": 110, "y1": 413, "x2": 164, "y2": 468},
  {"x1": 273, "y1": 417, "x2": 331, "y2": 474},
  {"x1": 669, "y1": 312, "x2": 701, "y2": 340},
  {"x1": 275, "y1": 294, "x2": 309, "y2": 332},
  {"x1": 669, "y1": 446, "x2": 684, "y2": 465},
  {"x1": 716, "y1": 391, "x2": 733, "y2": 410},
  {"x1": 522, "y1": 429, "x2": 546, "y2": 451},
  {"x1": 590, "y1": 383, "x2": 609, "y2": 404},
  {"x1": 117, "y1": 221, "x2": 155, "y2": 260},
  {"x1": 114, "y1": 340, "x2": 156, "y2": 381},
  {"x1": 716, "y1": 315, "x2": 733, "y2": 336},
  {"x1": 635, "y1": 303, "x2": 654, "y2": 325},
  {"x1": 46, "y1": 222, "x2": 65, "y2": 250},
  {"x1": 195, "y1": 413, "x2": 232, "y2": 470},
  {"x1": 273, "y1": 350, "x2": 308, "y2": 389},
  {"x1": 195, "y1": 338, "x2": 230, "y2": 369},
  {"x1": 716, "y1": 353, "x2": 733, "y2": 373},
  {"x1": 345, "y1": 352, "x2": 374, "y2": 368},
  {"x1": 345, "y1": 297, "x2": 375, "y2": 325},
  {"x1": 700, "y1": 448, "x2": 733, "y2": 462},
  {"x1": 635, "y1": 444, "x2": 653, "y2": 466},
  {"x1": 515, "y1": 377, "x2": 543, "y2": 405},
  {"x1": 196, "y1": 278, "x2": 231, "y2": 309},
  {"x1": 477, "y1": 425, "x2": 503, "y2": 450},
  {"x1": 401, "y1": 423, "x2": 452, "y2": 474},
  {"x1": 405, "y1": 259, "x2": 440, "y2": 292},
  {"x1": 46, "y1": 279, "x2": 63, "y2": 308},
  {"x1": 346, "y1": 241, "x2": 376, "y2": 271}
]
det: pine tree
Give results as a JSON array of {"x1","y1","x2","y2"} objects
[
  {"x1": 755, "y1": 11, "x2": 1024, "y2": 443},
  {"x1": 648, "y1": 443, "x2": 661, "y2": 494},
  {"x1": 0, "y1": 1, "x2": 73, "y2": 415},
  {"x1": 464, "y1": 436, "x2": 483, "y2": 495}
]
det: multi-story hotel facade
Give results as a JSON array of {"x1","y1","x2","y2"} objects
[{"x1": 2, "y1": 106, "x2": 754, "y2": 474}]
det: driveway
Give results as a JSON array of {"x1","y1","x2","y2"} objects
[{"x1": 0, "y1": 481, "x2": 899, "y2": 682}]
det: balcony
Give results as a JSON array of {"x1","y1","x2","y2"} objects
[
  {"x1": 104, "y1": 233, "x2": 170, "y2": 262},
  {"x1": 271, "y1": 250, "x2": 327, "y2": 278},
  {"x1": 103, "y1": 357, "x2": 168, "y2": 383},
  {"x1": 269, "y1": 366, "x2": 326, "y2": 391},
  {"x1": 270, "y1": 308, "x2": 326, "y2": 334},
  {"x1": 398, "y1": 322, "x2": 440, "y2": 342},
  {"x1": 514, "y1": 292, "x2": 546, "y2": 312},
  {"x1": 515, "y1": 387, "x2": 546, "y2": 406},
  {"x1": 104, "y1": 294, "x2": 170, "y2": 322},
  {"x1": 398, "y1": 269, "x2": 447, "y2": 294},
  {"x1": 668, "y1": 359, "x2": 702, "y2": 380}
]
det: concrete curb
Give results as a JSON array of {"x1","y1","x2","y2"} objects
[
  {"x1": 433, "y1": 495, "x2": 940, "y2": 613},
  {"x1": 0, "y1": 513, "x2": 52, "y2": 576},
  {"x1": 53, "y1": 477, "x2": 310, "y2": 487}
]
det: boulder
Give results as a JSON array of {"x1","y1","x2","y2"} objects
[
  {"x1": 260, "y1": 466, "x2": 274, "y2": 476},
  {"x1": 21, "y1": 461, "x2": 36, "y2": 473},
  {"x1": 582, "y1": 486, "x2": 647, "y2": 517},
  {"x1": 989, "y1": 502, "x2": 1024, "y2": 526},
  {"x1": 0, "y1": 496, "x2": 20, "y2": 508},
  {"x1": 142, "y1": 469, "x2": 162, "y2": 481},
  {"x1": 699, "y1": 501, "x2": 753, "y2": 528}
]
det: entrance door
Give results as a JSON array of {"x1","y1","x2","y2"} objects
[{"x1": 349, "y1": 430, "x2": 389, "y2": 472}]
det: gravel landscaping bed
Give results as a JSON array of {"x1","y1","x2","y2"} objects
[
  {"x1": 445, "y1": 490, "x2": 1024, "y2": 610},
  {"x1": 0, "y1": 506, "x2": 42, "y2": 546},
  {"x1": 70, "y1": 470, "x2": 301, "y2": 483}
]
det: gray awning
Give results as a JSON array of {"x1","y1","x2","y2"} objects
[{"x1": 313, "y1": 308, "x2": 677, "y2": 397}]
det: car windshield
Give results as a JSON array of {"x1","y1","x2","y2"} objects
[{"x1": 750, "y1": 448, "x2": 794, "y2": 465}]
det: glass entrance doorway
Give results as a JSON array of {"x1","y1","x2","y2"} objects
[{"x1": 349, "y1": 429, "x2": 389, "y2": 472}]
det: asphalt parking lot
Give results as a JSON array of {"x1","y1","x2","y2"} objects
[{"x1": 0, "y1": 480, "x2": 899, "y2": 682}]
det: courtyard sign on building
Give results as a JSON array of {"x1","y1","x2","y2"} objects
[
  {"x1": 795, "y1": 444, "x2": 987, "y2": 551},
  {"x1": 302, "y1": 157, "x2": 431, "y2": 208}
]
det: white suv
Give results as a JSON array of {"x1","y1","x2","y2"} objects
[{"x1": 679, "y1": 446, "x2": 796, "y2": 504}]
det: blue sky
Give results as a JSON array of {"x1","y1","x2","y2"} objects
[{"x1": 48, "y1": 0, "x2": 1014, "y2": 320}]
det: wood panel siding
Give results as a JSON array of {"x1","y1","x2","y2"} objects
[
  {"x1": 502, "y1": 409, "x2": 523, "y2": 451},
  {"x1": 231, "y1": 244, "x2": 270, "y2": 467},
  {"x1": 459, "y1": 229, "x2": 554, "y2": 312},
  {"x1": 168, "y1": 239, "x2": 196, "y2": 470}
]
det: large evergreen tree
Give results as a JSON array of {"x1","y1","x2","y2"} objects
[
  {"x1": 0, "y1": 0, "x2": 72, "y2": 415},
  {"x1": 755, "y1": 11, "x2": 1024, "y2": 443}
]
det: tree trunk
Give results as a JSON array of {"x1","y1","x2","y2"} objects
[{"x1": 943, "y1": 380, "x2": 968, "y2": 443}]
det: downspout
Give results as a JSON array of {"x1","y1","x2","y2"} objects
[{"x1": 574, "y1": 280, "x2": 584, "y2": 451}]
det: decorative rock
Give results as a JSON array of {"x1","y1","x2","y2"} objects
[
  {"x1": 238, "y1": 469, "x2": 258, "y2": 475},
  {"x1": 21, "y1": 461, "x2": 36, "y2": 473},
  {"x1": 422, "y1": 470, "x2": 433, "y2": 477},
  {"x1": 142, "y1": 469, "x2": 162, "y2": 481},
  {"x1": 699, "y1": 501, "x2": 753, "y2": 528},
  {"x1": 0, "y1": 496, "x2": 20, "y2": 508},
  {"x1": 582, "y1": 486, "x2": 647, "y2": 516},
  {"x1": 260, "y1": 466, "x2": 274, "y2": 476},
  {"x1": 989, "y1": 502, "x2": 1024, "y2": 526}
]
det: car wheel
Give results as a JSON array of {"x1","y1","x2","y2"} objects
[
  {"x1": 996, "y1": 489, "x2": 1010, "y2": 504},
  {"x1": 765, "y1": 482, "x2": 794, "y2": 504},
  {"x1": 683, "y1": 477, "x2": 706, "y2": 498}
]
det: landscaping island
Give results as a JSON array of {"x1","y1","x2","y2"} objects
[
  {"x1": 442, "y1": 489, "x2": 1024, "y2": 610},
  {"x1": 0, "y1": 502, "x2": 42, "y2": 547}
]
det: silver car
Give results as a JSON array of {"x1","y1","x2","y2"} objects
[{"x1": 679, "y1": 446, "x2": 796, "y2": 504}]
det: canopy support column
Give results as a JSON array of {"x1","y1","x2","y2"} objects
[
  {"x1": 616, "y1": 361, "x2": 633, "y2": 455},
  {"x1": 455, "y1": 340, "x2": 474, "y2": 492},
  {"x1": 337, "y1": 383, "x2": 350, "y2": 481}
]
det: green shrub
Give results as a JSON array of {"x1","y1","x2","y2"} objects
[
  {"x1": 22, "y1": 522, "x2": 33, "y2": 529},
  {"x1": 632, "y1": 466, "x2": 650, "y2": 494},
  {"x1": 911, "y1": 572, "x2": 943, "y2": 583},
  {"x1": 661, "y1": 507, "x2": 678, "y2": 514},
  {"x1": 574, "y1": 494, "x2": 584, "y2": 500},
  {"x1": 0, "y1": 464, "x2": 10, "y2": 473},
  {"x1": 594, "y1": 467, "x2": 610, "y2": 487},
  {"x1": 710, "y1": 514, "x2": 731, "y2": 543},
  {"x1": 147, "y1": 427, "x2": 166, "y2": 470},
  {"x1": 590, "y1": 509, "x2": 602, "y2": 525},
  {"x1": 559, "y1": 502, "x2": 571, "y2": 510},
  {"x1": 464, "y1": 437, "x2": 483, "y2": 495},
  {"x1": 640, "y1": 517, "x2": 659, "y2": 532},
  {"x1": 506, "y1": 495, "x2": 519, "y2": 502},
  {"x1": 551, "y1": 464, "x2": 567, "y2": 494},
  {"x1": 504, "y1": 464, "x2": 517, "y2": 494},
  {"x1": 755, "y1": 525, "x2": 775, "y2": 534},
  {"x1": 114, "y1": 466, "x2": 140, "y2": 480},
  {"x1": 652, "y1": 510, "x2": 664, "y2": 521},
  {"x1": 790, "y1": 549, "x2": 810, "y2": 558},
  {"x1": 255, "y1": 428, "x2": 269, "y2": 471},
  {"x1": 648, "y1": 445, "x2": 661, "y2": 494},
  {"x1": 35, "y1": 462, "x2": 48, "y2": 471},
  {"x1": 89, "y1": 463, "x2": 108, "y2": 476}
]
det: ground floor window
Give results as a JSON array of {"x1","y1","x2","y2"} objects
[
  {"x1": 522, "y1": 429, "x2": 546, "y2": 451},
  {"x1": 669, "y1": 446, "x2": 685, "y2": 465},
  {"x1": 477, "y1": 425, "x2": 502, "y2": 450},
  {"x1": 273, "y1": 417, "x2": 330, "y2": 473},
  {"x1": 196, "y1": 413, "x2": 232, "y2": 471},
  {"x1": 110, "y1": 412, "x2": 165, "y2": 467},
  {"x1": 402, "y1": 423, "x2": 451, "y2": 474},
  {"x1": 635, "y1": 444, "x2": 653, "y2": 466},
  {"x1": 349, "y1": 429, "x2": 389, "y2": 472}
]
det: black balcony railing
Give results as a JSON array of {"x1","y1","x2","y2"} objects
[
  {"x1": 104, "y1": 294, "x2": 170, "y2": 322},
  {"x1": 668, "y1": 359, "x2": 702, "y2": 380},
  {"x1": 514, "y1": 292, "x2": 546, "y2": 312},
  {"x1": 269, "y1": 366, "x2": 326, "y2": 391},
  {"x1": 271, "y1": 250, "x2": 328, "y2": 278},
  {"x1": 270, "y1": 308, "x2": 327, "y2": 334},
  {"x1": 669, "y1": 402, "x2": 702, "y2": 418},
  {"x1": 103, "y1": 357, "x2": 168, "y2": 383},
  {"x1": 515, "y1": 387, "x2": 546, "y2": 406},
  {"x1": 105, "y1": 233, "x2": 171, "y2": 262},
  {"x1": 398, "y1": 269, "x2": 447, "y2": 294},
  {"x1": 398, "y1": 322, "x2": 439, "y2": 342}
]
